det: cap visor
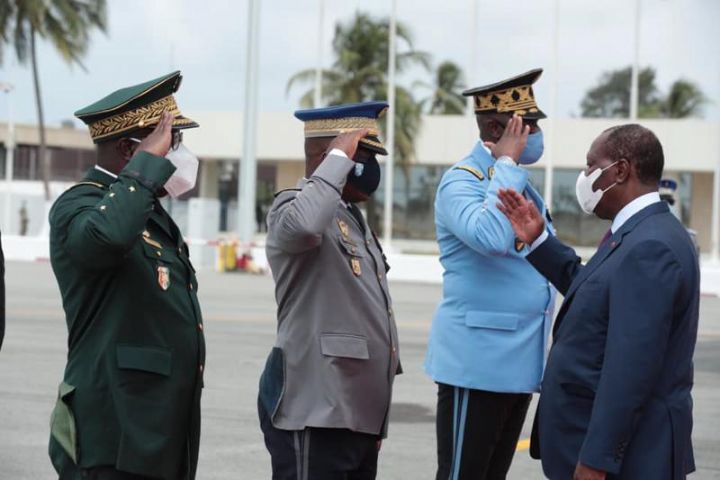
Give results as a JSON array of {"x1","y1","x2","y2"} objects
[
  {"x1": 359, "y1": 136, "x2": 388, "y2": 155},
  {"x1": 172, "y1": 115, "x2": 199, "y2": 130}
]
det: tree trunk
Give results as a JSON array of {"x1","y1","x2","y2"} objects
[{"x1": 30, "y1": 28, "x2": 50, "y2": 201}]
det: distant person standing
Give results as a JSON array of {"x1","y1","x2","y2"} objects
[
  {"x1": 19, "y1": 201, "x2": 28, "y2": 236},
  {"x1": 659, "y1": 178, "x2": 699, "y2": 255}
]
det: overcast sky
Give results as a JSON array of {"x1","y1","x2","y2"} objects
[{"x1": 0, "y1": 0, "x2": 717, "y2": 127}]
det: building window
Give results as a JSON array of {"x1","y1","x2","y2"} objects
[
  {"x1": 372, "y1": 164, "x2": 445, "y2": 240},
  {"x1": 551, "y1": 168, "x2": 610, "y2": 247}
]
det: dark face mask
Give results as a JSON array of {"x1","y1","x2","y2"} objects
[{"x1": 346, "y1": 155, "x2": 381, "y2": 196}]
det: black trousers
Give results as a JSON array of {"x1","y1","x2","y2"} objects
[
  {"x1": 435, "y1": 383, "x2": 531, "y2": 480},
  {"x1": 258, "y1": 398, "x2": 380, "y2": 480}
]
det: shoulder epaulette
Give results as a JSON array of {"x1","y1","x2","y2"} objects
[
  {"x1": 273, "y1": 188, "x2": 301, "y2": 198},
  {"x1": 74, "y1": 181, "x2": 107, "y2": 189},
  {"x1": 64, "y1": 181, "x2": 108, "y2": 195},
  {"x1": 453, "y1": 165, "x2": 485, "y2": 181}
]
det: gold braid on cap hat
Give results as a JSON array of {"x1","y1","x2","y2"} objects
[
  {"x1": 88, "y1": 95, "x2": 192, "y2": 141},
  {"x1": 474, "y1": 85, "x2": 540, "y2": 116},
  {"x1": 303, "y1": 116, "x2": 381, "y2": 138}
]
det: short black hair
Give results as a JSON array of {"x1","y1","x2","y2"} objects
[{"x1": 602, "y1": 124, "x2": 664, "y2": 185}]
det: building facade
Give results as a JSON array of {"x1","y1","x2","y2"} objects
[{"x1": 0, "y1": 114, "x2": 717, "y2": 255}]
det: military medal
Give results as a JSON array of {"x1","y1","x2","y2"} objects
[
  {"x1": 337, "y1": 219, "x2": 350, "y2": 238},
  {"x1": 488, "y1": 166, "x2": 495, "y2": 179},
  {"x1": 157, "y1": 266, "x2": 170, "y2": 291},
  {"x1": 350, "y1": 258, "x2": 362, "y2": 276}
]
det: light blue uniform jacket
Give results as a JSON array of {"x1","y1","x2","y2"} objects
[{"x1": 424, "y1": 142, "x2": 556, "y2": 393}]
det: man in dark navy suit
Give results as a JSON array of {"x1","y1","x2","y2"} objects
[{"x1": 497, "y1": 124, "x2": 699, "y2": 480}]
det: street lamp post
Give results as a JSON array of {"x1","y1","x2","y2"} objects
[{"x1": 0, "y1": 83, "x2": 14, "y2": 234}]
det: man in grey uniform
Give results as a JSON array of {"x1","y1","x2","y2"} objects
[{"x1": 258, "y1": 102, "x2": 400, "y2": 479}]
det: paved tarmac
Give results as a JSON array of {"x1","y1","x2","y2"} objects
[{"x1": 0, "y1": 261, "x2": 718, "y2": 479}]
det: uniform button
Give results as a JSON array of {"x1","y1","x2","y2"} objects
[
  {"x1": 129, "y1": 186, "x2": 136, "y2": 192},
  {"x1": 99, "y1": 205, "x2": 107, "y2": 211},
  {"x1": 388, "y1": 308, "x2": 393, "y2": 315},
  {"x1": 109, "y1": 192, "x2": 115, "y2": 198},
  {"x1": 198, "y1": 323, "x2": 203, "y2": 331},
  {"x1": 178, "y1": 247, "x2": 183, "y2": 254},
  {"x1": 189, "y1": 283, "x2": 193, "y2": 290},
  {"x1": 199, "y1": 364, "x2": 204, "y2": 373},
  {"x1": 366, "y1": 240, "x2": 370, "y2": 246},
  {"x1": 156, "y1": 251, "x2": 162, "y2": 257},
  {"x1": 377, "y1": 273, "x2": 382, "y2": 280}
]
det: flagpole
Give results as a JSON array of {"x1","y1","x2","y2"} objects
[
  {"x1": 630, "y1": 0, "x2": 641, "y2": 120},
  {"x1": 314, "y1": 0, "x2": 325, "y2": 107},
  {"x1": 543, "y1": 0, "x2": 560, "y2": 208},
  {"x1": 238, "y1": 0, "x2": 261, "y2": 244},
  {"x1": 466, "y1": 0, "x2": 478, "y2": 116},
  {"x1": 382, "y1": 0, "x2": 397, "y2": 248}
]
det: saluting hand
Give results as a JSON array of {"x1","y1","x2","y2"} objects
[
  {"x1": 497, "y1": 188, "x2": 545, "y2": 245},
  {"x1": 137, "y1": 112, "x2": 174, "y2": 158},
  {"x1": 483, "y1": 114, "x2": 529, "y2": 163},
  {"x1": 326, "y1": 128, "x2": 370, "y2": 161}
]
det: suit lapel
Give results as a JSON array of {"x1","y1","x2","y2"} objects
[{"x1": 553, "y1": 202, "x2": 669, "y2": 336}]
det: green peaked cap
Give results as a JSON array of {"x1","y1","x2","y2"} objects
[{"x1": 75, "y1": 71, "x2": 198, "y2": 143}]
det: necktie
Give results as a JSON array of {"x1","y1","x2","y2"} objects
[
  {"x1": 598, "y1": 229, "x2": 612, "y2": 249},
  {"x1": 347, "y1": 203, "x2": 366, "y2": 234}
]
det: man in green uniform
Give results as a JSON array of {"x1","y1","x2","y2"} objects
[{"x1": 48, "y1": 71, "x2": 206, "y2": 480}]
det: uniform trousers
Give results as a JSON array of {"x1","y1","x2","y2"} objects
[
  {"x1": 259, "y1": 398, "x2": 380, "y2": 480},
  {"x1": 435, "y1": 383, "x2": 531, "y2": 480},
  {"x1": 59, "y1": 466, "x2": 155, "y2": 479}
]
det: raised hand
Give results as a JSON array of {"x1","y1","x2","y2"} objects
[
  {"x1": 497, "y1": 188, "x2": 545, "y2": 245},
  {"x1": 326, "y1": 128, "x2": 370, "y2": 160},
  {"x1": 137, "y1": 112, "x2": 174, "y2": 158},
  {"x1": 483, "y1": 115, "x2": 529, "y2": 163}
]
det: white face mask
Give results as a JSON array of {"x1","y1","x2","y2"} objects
[
  {"x1": 164, "y1": 143, "x2": 199, "y2": 198},
  {"x1": 575, "y1": 161, "x2": 618, "y2": 214},
  {"x1": 129, "y1": 139, "x2": 200, "y2": 198}
]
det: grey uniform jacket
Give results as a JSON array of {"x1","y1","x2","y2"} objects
[{"x1": 259, "y1": 153, "x2": 401, "y2": 437}]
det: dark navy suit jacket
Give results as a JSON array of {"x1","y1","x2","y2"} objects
[{"x1": 527, "y1": 202, "x2": 699, "y2": 479}]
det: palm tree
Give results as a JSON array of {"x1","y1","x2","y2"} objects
[
  {"x1": 287, "y1": 12, "x2": 430, "y2": 235},
  {"x1": 0, "y1": 0, "x2": 107, "y2": 200},
  {"x1": 416, "y1": 60, "x2": 466, "y2": 115},
  {"x1": 287, "y1": 12, "x2": 430, "y2": 168},
  {"x1": 661, "y1": 79, "x2": 706, "y2": 118}
]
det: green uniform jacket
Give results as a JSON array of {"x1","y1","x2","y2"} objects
[{"x1": 48, "y1": 152, "x2": 206, "y2": 480}]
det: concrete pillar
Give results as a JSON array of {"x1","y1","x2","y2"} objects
[
  {"x1": 689, "y1": 172, "x2": 713, "y2": 253},
  {"x1": 187, "y1": 198, "x2": 220, "y2": 269}
]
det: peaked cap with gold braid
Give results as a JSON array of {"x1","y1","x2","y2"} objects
[
  {"x1": 463, "y1": 68, "x2": 547, "y2": 120},
  {"x1": 294, "y1": 101, "x2": 389, "y2": 155},
  {"x1": 74, "y1": 71, "x2": 199, "y2": 143}
]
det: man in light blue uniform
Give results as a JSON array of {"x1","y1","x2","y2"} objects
[{"x1": 425, "y1": 69, "x2": 556, "y2": 480}]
